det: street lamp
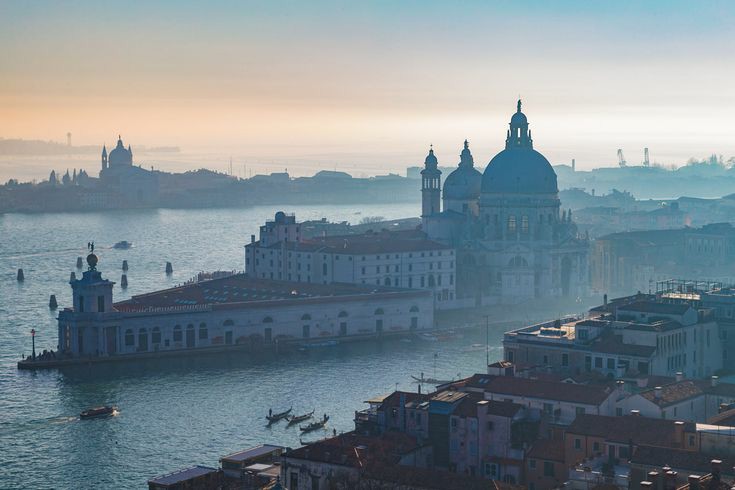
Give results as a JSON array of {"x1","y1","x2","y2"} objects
[{"x1": 31, "y1": 328, "x2": 36, "y2": 361}]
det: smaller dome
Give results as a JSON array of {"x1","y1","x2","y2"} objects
[{"x1": 443, "y1": 166, "x2": 482, "y2": 200}]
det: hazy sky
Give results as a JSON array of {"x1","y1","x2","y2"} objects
[{"x1": 2, "y1": 1, "x2": 734, "y2": 172}]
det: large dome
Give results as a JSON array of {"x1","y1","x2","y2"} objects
[
  {"x1": 481, "y1": 100, "x2": 558, "y2": 195},
  {"x1": 108, "y1": 136, "x2": 132, "y2": 167},
  {"x1": 444, "y1": 166, "x2": 482, "y2": 200},
  {"x1": 481, "y1": 148, "x2": 557, "y2": 194}
]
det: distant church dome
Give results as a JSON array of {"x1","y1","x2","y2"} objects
[
  {"x1": 443, "y1": 140, "x2": 482, "y2": 200},
  {"x1": 108, "y1": 136, "x2": 133, "y2": 167},
  {"x1": 481, "y1": 100, "x2": 557, "y2": 195}
]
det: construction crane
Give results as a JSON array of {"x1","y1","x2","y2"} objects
[
  {"x1": 617, "y1": 149, "x2": 627, "y2": 167},
  {"x1": 643, "y1": 147, "x2": 650, "y2": 167}
]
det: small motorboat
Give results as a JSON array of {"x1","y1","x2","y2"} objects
[
  {"x1": 80, "y1": 406, "x2": 115, "y2": 419},
  {"x1": 287, "y1": 410, "x2": 315, "y2": 426},
  {"x1": 266, "y1": 407, "x2": 292, "y2": 424},
  {"x1": 113, "y1": 241, "x2": 133, "y2": 250},
  {"x1": 300, "y1": 414, "x2": 329, "y2": 432},
  {"x1": 463, "y1": 343, "x2": 486, "y2": 352}
]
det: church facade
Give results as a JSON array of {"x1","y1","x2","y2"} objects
[
  {"x1": 421, "y1": 101, "x2": 590, "y2": 306},
  {"x1": 99, "y1": 136, "x2": 159, "y2": 206}
]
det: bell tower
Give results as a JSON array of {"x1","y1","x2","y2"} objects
[
  {"x1": 101, "y1": 145, "x2": 108, "y2": 172},
  {"x1": 421, "y1": 146, "x2": 442, "y2": 226}
]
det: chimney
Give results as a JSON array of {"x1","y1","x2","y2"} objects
[
  {"x1": 712, "y1": 375, "x2": 719, "y2": 387},
  {"x1": 711, "y1": 460, "x2": 722, "y2": 481},
  {"x1": 630, "y1": 409, "x2": 641, "y2": 416},
  {"x1": 604, "y1": 293, "x2": 608, "y2": 306},
  {"x1": 676, "y1": 372, "x2": 683, "y2": 382},
  {"x1": 674, "y1": 421, "x2": 684, "y2": 448},
  {"x1": 654, "y1": 386, "x2": 663, "y2": 399},
  {"x1": 250, "y1": 234, "x2": 255, "y2": 244},
  {"x1": 647, "y1": 471, "x2": 660, "y2": 489},
  {"x1": 640, "y1": 482, "x2": 653, "y2": 489},
  {"x1": 665, "y1": 470, "x2": 677, "y2": 490},
  {"x1": 687, "y1": 475, "x2": 700, "y2": 489}
]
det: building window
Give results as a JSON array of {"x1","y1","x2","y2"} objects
[
  {"x1": 199, "y1": 323, "x2": 208, "y2": 340},
  {"x1": 593, "y1": 442, "x2": 600, "y2": 452},
  {"x1": 529, "y1": 459, "x2": 536, "y2": 469},
  {"x1": 574, "y1": 438, "x2": 581, "y2": 450},
  {"x1": 97, "y1": 296, "x2": 105, "y2": 312},
  {"x1": 562, "y1": 353, "x2": 569, "y2": 366},
  {"x1": 508, "y1": 215, "x2": 516, "y2": 233},
  {"x1": 152, "y1": 327, "x2": 161, "y2": 344},
  {"x1": 521, "y1": 215, "x2": 529, "y2": 233},
  {"x1": 575, "y1": 407, "x2": 586, "y2": 416},
  {"x1": 607, "y1": 358, "x2": 615, "y2": 369},
  {"x1": 124, "y1": 329, "x2": 134, "y2": 346},
  {"x1": 173, "y1": 325, "x2": 182, "y2": 342},
  {"x1": 78, "y1": 295, "x2": 84, "y2": 313},
  {"x1": 543, "y1": 461, "x2": 555, "y2": 477}
]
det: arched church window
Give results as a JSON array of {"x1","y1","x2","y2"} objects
[
  {"x1": 507, "y1": 215, "x2": 516, "y2": 233},
  {"x1": 521, "y1": 216, "x2": 529, "y2": 233}
]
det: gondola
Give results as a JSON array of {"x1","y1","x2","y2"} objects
[
  {"x1": 300, "y1": 414, "x2": 329, "y2": 432},
  {"x1": 287, "y1": 410, "x2": 315, "y2": 426},
  {"x1": 266, "y1": 407, "x2": 292, "y2": 424},
  {"x1": 80, "y1": 406, "x2": 115, "y2": 419}
]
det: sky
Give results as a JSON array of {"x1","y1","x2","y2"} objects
[{"x1": 1, "y1": 0, "x2": 734, "y2": 175}]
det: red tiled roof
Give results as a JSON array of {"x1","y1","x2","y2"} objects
[
  {"x1": 639, "y1": 381, "x2": 704, "y2": 407},
  {"x1": 566, "y1": 414, "x2": 695, "y2": 446},
  {"x1": 528, "y1": 439, "x2": 565, "y2": 462},
  {"x1": 254, "y1": 230, "x2": 451, "y2": 255},
  {"x1": 362, "y1": 464, "x2": 506, "y2": 490},
  {"x1": 707, "y1": 407, "x2": 735, "y2": 426},
  {"x1": 378, "y1": 391, "x2": 429, "y2": 410},
  {"x1": 114, "y1": 275, "x2": 425, "y2": 312},
  {"x1": 486, "y1": 376, "x2": 614, "y2": 405},
  {"x1": 285, "y1": 431, "x2": 420, "y2": 468}
]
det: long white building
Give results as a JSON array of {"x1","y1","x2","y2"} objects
[
  {"x1": 56, "y1": 253, "x2": 433, "y2": 359},
  {"x1": 245, "y1": 212, "x2": 457, "y2": 309}
]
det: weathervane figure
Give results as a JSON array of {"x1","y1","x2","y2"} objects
[{"x1": 87, "y1": 241, "x2": 94, "y2": 253}]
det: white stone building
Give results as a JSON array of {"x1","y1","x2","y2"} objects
[
  {"x1": 57, "y1": 253, "x2": 433, "y2": 359},
  {"x1": 245, "y1": 213, "x2": 457, "y2": 309}
]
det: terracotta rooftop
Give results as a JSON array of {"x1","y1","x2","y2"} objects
[
  {"x1": 362, "y1": 463, "x2": 518, "y2": 490},
  {"x1": 114, "y1": 275, "x2": 424, "y2": 312},
  {"x1": 485, "y1": 375, "x2": 614, "y2": 405},
  {"x1": 567, "y1": 414, "x2": 695, "y2": 446},
  {"x1": 631, "y1": 445, "x2": 735, "y2": 477},
  {"x1": 255, "y1": 229, "x2": 451, "y2": 255},
  {"x1": 527, "y1": 439, "x2": 565, "y2": 462},
  {"x1": 284, "y1": 431, "x2": 420, "y2": 468},
  {"x1": 640, "y1": 381, "x2": 704, "y2": 407}
]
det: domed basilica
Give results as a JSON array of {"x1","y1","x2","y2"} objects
[{"x1": 421, "y1": 101, "x2": 589, "y2": 305}]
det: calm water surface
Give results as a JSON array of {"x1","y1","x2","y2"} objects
[{"x1": 0, "y1": 204, "x2": 506, "y2": 489}]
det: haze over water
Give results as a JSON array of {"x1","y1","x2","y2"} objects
[{"x1": 0, "y1": 203, "x2": 511, "y2": 489}]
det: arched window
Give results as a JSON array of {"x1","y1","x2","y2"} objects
[
  {"x1": 124, "y1": 329, "x2": 134, "y2": 346},
  {"x1": 374, "y1": 308, "x2": 384, "y2": 315},
  {"x1": 322, "y1": 263, "x2": 327, "y2": 275},
  {"x1": 199, "y1": 322, "x2": 208, "y2": 340},
  {"x1": 173, "y1": 325, "x2": 182, "y2": 342},
  {"x1": 152, "y1": 327, "x2": 161, "y2": 344},
  {"x1": 338, "y1": 310, "x2": 349, "y2": 318},
  {"x1": 521, "y1": 215, "x2": 529, "y2": 233},
  {"x1": 410, "y1": 305, "x2": 420, "y2": 313},
  {"x1": 300, "y1": 314, "x2": 311, "y2": 321},
  {"x1": 384, "y1": 277, "x2": 391, "y2": 286},
  {"x1": 507, "y1": 215, "x2": 516, "y2": 233},
  {"x1": 138, "y1": 328, "x2": 148, "y2": 351},
  {"x1": 508, "y1": 256, "x2": 528, "y2": 268},
  {"x1": 428, "y1": 275, "x2": 436, "y2": 287}
]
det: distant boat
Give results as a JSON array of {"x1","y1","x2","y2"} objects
[
  {"x1": 300, "y1": 414, "x2": 329, "y2": 432},
  {"x1": 287, "y1": 410, "x2": 315, "y2": 426},
  {"x1": 113, "y1": 241, "x2": 133, "y2": 250},
  {"x1": 298, "y1": 340, "x2": 339, "y2": 350},
  {"x1": 411, "y1": 374, "x2": 455, "y2": 385},
  {"x1": 80, "y1": 406, "x2": 115, "y2": 419},
  {"x1": 266, "y1": 407, "x2": 292, "y2": 424},
  {"x1": 463, "y1": 343, "x2": 486, "y2": 352}
]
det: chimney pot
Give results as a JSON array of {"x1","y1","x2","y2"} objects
[
  {"x1": 712, "y1": 375, "x2": 719, "y2": 387},
  {"x1": 654, "y1": 386, "x2": 663, "y2": 398},
  {"x1": 687, "y1": 475, "x2": 701, "y2": 489},
  {"x1": 630, "y1": 409, "x2": 641, "y2": 416},
  {"x1": 676, "y1": 372, "x2": 683, "y2": 382},
  {"x1": 640, "y1": 482, "x2": 653, "y2": 488}
]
